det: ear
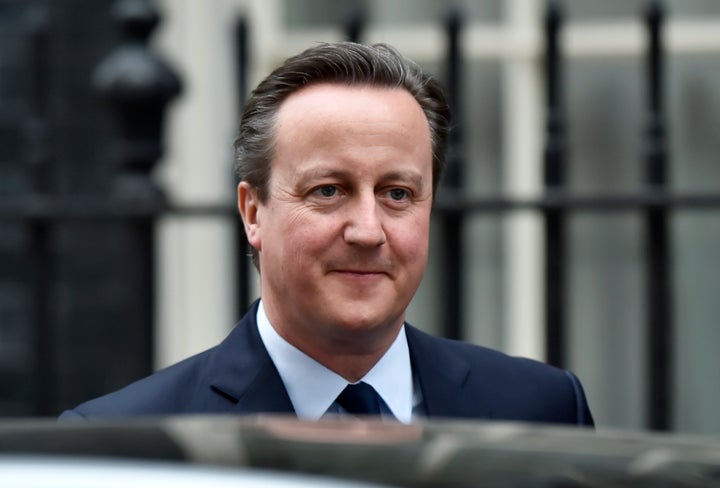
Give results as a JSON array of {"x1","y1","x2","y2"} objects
[{"x1": 237, "y1": 182, "x2": 262, "y2": 252}]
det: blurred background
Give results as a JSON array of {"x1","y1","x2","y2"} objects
[{"x1": 0, "y1": 0, "x2": 719, "y2": 436}]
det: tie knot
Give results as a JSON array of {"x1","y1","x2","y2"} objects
[{"x1": 336, "y1": 382, "x2": 381, "y2": 416}]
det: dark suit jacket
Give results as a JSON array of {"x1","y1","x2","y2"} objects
[{"x1": 60, "y1": 301, "x2": 594, "y2": 426}]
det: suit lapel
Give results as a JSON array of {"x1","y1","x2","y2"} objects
[
  {"x1": 232, "y1": 362, "x2": 296, "y2": 414},
  {"x1": 406, "y1": 325, "x2": 493, "y2": 419},
  {"x1": 207, "y1": 301, "x2": 295, "y2": 415},
  {"x1": 205, "y1": 307, "x2": 493, "y2": 418}
]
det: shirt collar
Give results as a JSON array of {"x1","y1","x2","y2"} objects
[{"x1": 256, "y1": 300, "x2": 414, "y2": 423}]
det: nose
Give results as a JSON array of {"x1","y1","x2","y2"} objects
[{"x1": 343, "y1": 194, "x2": 387, "y2": 247}]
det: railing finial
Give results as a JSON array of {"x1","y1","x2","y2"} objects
[{"x1": 93, "y1": 0, "x2": 181, "y2": 200}]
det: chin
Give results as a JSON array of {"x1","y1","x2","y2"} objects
[{"x1": 331, "y1": 308, "x2": 402, "y2": 333}]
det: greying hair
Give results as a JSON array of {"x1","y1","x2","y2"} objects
[{"x1": 234, "y1": 41, "x2": 451, "y2": 201}]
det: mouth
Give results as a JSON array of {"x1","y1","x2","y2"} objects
[
  {"x1": 330, "y1": 269, "x2": 389, "y2": 278},
  {"x1": 333, "y1": 269, "x2": 386, "y2": 275},
  {"x1": 326, "y1": 258, "x2": 393, "y2": 279}
]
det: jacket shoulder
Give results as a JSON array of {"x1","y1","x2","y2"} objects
[
  {"x1": 406, "y1": 325, "x2": 594, "y2": 426},
  {"x1": 60, "y1": 347, "x2": 219, "y2": 419},
  {"x1": 60, "y1": 303, "x2": 268, "y2": 420}
]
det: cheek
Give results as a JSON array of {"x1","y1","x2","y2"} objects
[
  {"x1": 393, "y1": 216, "x2": 430, "y2": 264},
  {"x1": 283, "y1": 211, "x2": 338, "y2": 259}
]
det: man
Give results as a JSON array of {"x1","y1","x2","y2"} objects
[{"x1": 61, "y1": 42, "x2": 593, "y2": 426}]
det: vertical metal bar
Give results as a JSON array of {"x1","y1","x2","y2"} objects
[
  {"x1": 643, "y1": 0, "x2": 672, "y2": 431},
  {"x1": 26, "y1": 6, "x2": 55, "y2": 416},
  {"x1": 136, "y1": 217, "x2": 156, "y2": 378},
  {"x1": 235, "y1": 15, "x2": 252, "y2": 315},
  {"x1": 30, "y1": 220, "x2": 53, "y2": 416},
  {"x1": 26, "y1": 7, "x2": 51, "y2": 191},
  {"x1": 440, "y1": 7, "x2": 464, "y2": 340},
  {"x1": 94, "y1": 0, "x2": 180, "y2": 393},
  {"x1": 543, "y1": 0, "x2": 567, "y2": 368},
  {"x1": 344, "y1": 2, "x2": 365, "y2": 43}
]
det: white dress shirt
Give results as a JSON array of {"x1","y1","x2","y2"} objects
[{"x1": 256, "y1": 300, "x2": 421, "y2": 423}]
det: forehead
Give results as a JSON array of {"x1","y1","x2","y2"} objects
[{"x1": 274, "y1": 82, "x2": 431, "y2": 153}]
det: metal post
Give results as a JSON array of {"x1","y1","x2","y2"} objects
[
  {"x1": 440, "y1": 7, "x2": 464, "y2": 340},
  {"x1": 26, "y1": 7, "x2": 51, "y2": 192},
  {"x1": 26, "y1": 6, "x2": 55, "y2": 416},
  {"x1": 543, "y1": 0, "x2": 567, "y2": 368},
  {"x1": 93, "y1": 0, "x2": 181, "y2": 375},
  {"x1": 344, "y1": 3, "x2": 365, "y2": 43},
  {"x1": 643, "y1": 0, "x2": 672, "y2": 431},
  {"x1": 30, "y1": 220, "x2": 53, "y2": 416}
]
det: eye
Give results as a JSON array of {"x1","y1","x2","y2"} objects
[
  {"x1": 388, "y1": 188, "x2": 409, "y2": 201},
  {"x1": 313, "y1": 185, "x2": 338, "y2": 198}
]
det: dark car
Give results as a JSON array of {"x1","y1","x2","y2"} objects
[{"x1": 1, "y1": 416, "x2": 719, "y2": 487}]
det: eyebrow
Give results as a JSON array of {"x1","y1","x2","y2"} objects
[
  {"x1": 294, "y1": 168, "x2": 425, "y2": 191},
  {"x1": 380, "y1": 170, "x2": 425, "y2": 192},
  {"x1": 294, "y1": 168, "x2": 347, "y2": 182}
]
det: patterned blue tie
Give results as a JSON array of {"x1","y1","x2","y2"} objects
[{"x1": 336, "y1": 381, "x2": 381, "y2": 415}]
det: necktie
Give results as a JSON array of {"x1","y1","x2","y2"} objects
[{"x1": 336, "y1": 381, "x2": 381, "y2": 416}]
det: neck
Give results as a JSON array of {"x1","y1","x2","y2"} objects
[
  {"x1": 312, "y1": 351, "x2": 384, "y2": 383},
  {"x1": 282, "y1": 326, "x2": 400, "y2": 382},
  {"x1": 262, "y1": 311, "x2": 402, "y2": 383},
  {"x1": 259, "y1": 295, "x2": 405, "y2": 382}
]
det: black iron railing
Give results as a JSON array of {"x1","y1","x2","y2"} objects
[{"x1": 1, "y1": 0, "x2": 718, "y2": 431}]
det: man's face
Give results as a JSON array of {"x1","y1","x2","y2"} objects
[{"x1": 239, "y1": 83, "x2": 433, "y2": 356}]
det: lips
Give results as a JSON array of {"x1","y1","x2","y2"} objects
[
  {"x1": 327, "y1": 265, "x2": 393, "y2": 282},
  {"x1": 331, "y1": 269, "x2": 388, "y2": 276},
  {"x1": 325, "y1": 258, "x2": 393, "y2": 277}
]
